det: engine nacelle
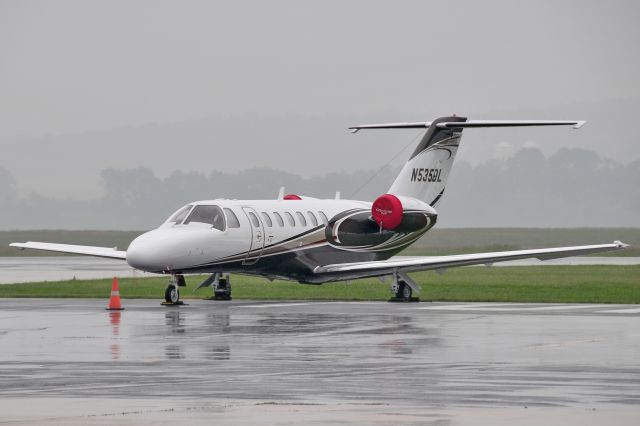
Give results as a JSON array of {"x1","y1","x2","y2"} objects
[{"x1": 371, "y1": 194, "x2": 436, "y2": 230}]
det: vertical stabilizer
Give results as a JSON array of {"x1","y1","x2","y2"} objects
[
  {"x1": 349, "y1": 116, "x2": 584, "y2": 207},
  {"x1": 388, "y1": 116, "x2": 466, "y2": 206}
]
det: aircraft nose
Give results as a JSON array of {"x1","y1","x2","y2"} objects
[
  {"x1": 127, "y1": 227, "x2": 221, "y2": 273},
  {"x1": 126, "y1": 231, "x2": 166, "y2": 272}
]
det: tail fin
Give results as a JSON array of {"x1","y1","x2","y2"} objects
[
  {"x1": 349, "y1": 117, "x2": 585, "y2": 207},
  {"x1": 388, "y1": 115, "x2": 466, "y2": 207}
]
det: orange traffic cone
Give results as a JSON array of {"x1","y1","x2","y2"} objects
[{"x1": 106, "y1": 277, "x2": 124, "y2": 310}]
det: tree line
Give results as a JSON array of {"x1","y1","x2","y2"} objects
[{"x1": 0, "y1": 147, "x2": 638, "y2": 229}]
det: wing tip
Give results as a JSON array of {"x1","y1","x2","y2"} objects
[{"x1": 614, "y1": 240, "x2": 630, "y2": 249}]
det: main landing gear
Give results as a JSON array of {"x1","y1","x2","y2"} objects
[
  {"x1": 194, "y1": 273, "x2": 233, "y2": 301},
  {"x1": 162, "y1": 274, "x2": 187, "y2": 306},
  {"x1": 388, "y1": 271, "x2": 420, "y2": 303},
  {"x1": 212, "y1": 274, "x2": 232, "y2": 300}
]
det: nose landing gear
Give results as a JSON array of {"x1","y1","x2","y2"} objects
[{"x1": 162, "y1": 274, "x2": 187, "y2": 306}]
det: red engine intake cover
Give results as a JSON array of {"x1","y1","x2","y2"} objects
[{"x1": 371, "y1": 194, "x2": 403, "y2": 230}]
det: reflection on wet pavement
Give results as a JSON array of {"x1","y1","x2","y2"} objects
[
  {"x1": 0, "y1": 299, "x2": 639, "y2": 411},
  {"x1": 0, "y1": 256, "x2": 143, "y2": 284},
  {"x1": 109, "y1": 311, "x2": 121, "y2": 360}
]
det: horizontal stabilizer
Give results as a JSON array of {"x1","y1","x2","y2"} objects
[
  {"x1": 350, "y1": 122, "x2": 432, "y2": 132},
  {"x1": 10, "y1": 242, "x2": 127, "y2": 260},
  {"x1": 437, "y1": 120, "x2": 586, "y2": 129},
  {"x1": 349, "y1": 119, "x2": 585, "y2": 132}
]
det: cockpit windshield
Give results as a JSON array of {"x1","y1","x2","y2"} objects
[
  {"x1": 167, "y1": 205, "x2": 192, "y2": 224},
  {"x1": 184, "y1": 205, "x2": 226, "y2": 231}
]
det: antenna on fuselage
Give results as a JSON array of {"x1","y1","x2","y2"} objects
[{"x1": 277, "y1": 186, "x2": 285, "y2": 200}]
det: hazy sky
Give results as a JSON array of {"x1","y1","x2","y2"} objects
[
  {"x1": 1, "y1": 0, "x2": 639, "y2": 198},
  {"x1": 2, "y1": 0, "x2": 639, "y2": 139}
]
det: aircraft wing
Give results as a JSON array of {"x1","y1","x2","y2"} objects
[
  {"x1": 314, "y1": 241, "x2": 628, "y2": 277},
  {"x1": 10, "y1": 242, "x2": 127, "y2": 260}
]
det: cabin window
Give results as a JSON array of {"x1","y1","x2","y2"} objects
[
  {"x1": 248, "y1": 211, "x2": 260, "y2": 228},
  {"x1": 307, "y1": 211, "x2": 318, "y2": 226},
  {"x1": 296, "y1": 211, "x2": 307, "y2": 227},
  {"x1": 261, "y1": 212, "x2": 273, "y2": 227},
  {"x1": 284, "y1": 211, "x2": 295, "y2": 226},
  {"x1": 318, "y1": 211, "x2": 329, "y2": 226},
  {"x1": 184, "y1": 205, "x2": 226, "y2": 231},
  {"x1": 273, "y1": 212, "x2": 284, "y2": 227},
  {"x1": 223, "y1": 208, "x2": 240, "y2": 228},
  {"x1": 168, "y1": 205, "x2": 192, "y2": 224}
]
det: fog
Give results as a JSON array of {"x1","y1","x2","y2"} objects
[
  {"x1": 1, "y1": 0, "x2": 638, "y2": 228},
  {"x1": 1, "y1": 146, "x2": 638, "y2": 229}
]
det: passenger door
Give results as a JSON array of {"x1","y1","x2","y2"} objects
[{"x1": 241, "y1": 207, "x2": 265, "y2": 265}]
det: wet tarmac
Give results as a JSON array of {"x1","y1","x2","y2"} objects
[
  {"x1": 1, "y1": 256, "x2": 638, "y2": 284},
  {"x1": 0, "y1": 299, "x2": 639, "y2": 425},
  {"x1": 0, "y1": 257, "x2": 145, "y2": 284}
]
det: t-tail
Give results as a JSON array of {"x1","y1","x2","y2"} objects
[
  {"x1": 388, "y1": 115, "x2": 465, "y2": 207},
  {"x1": 350, "y1": 116, "x2": 586, "y2": 208}
]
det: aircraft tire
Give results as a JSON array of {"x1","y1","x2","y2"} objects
[
  {"x1": 213, "y1": 277, "x2": 232, "y2": 300},
  {"x1": 214, "y1": 291, "x2": 231, "y2": 300},
  {"x1": 395, "y1": 281, "x2": 412, "y2": 302},
  {"x1": 165, "y1": 285, "x2": 180, "y2": 304}
]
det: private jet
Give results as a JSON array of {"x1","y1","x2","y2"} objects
[{"x1": 11, "y1": 116, "x2": 629, "y2": 303}]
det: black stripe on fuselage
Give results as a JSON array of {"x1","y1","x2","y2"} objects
[
  {"x1": 204, "y1": 207, "x2": 366, "y2": 265},
  {"x1": 172, "y1": 207, "x2": 432, "y2": 283},
  {"x1": 190, "y1": 225, "x2": 326, "y2": 268},
  {"x1": 177, "y1": 241, "x2": 381, "y2": 283}
]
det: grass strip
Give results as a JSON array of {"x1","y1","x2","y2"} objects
[{"x1": 1, "y1": 265, "x2": 638, "y2": 304}]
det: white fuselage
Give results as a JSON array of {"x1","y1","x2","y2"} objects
[{"x1": 125, "y1": 197, "x2": 436, "y2": 283}]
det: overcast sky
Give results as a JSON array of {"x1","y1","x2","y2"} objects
[{"x1": 1, "y1": 0, "x2": 639, "y2": 198}]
